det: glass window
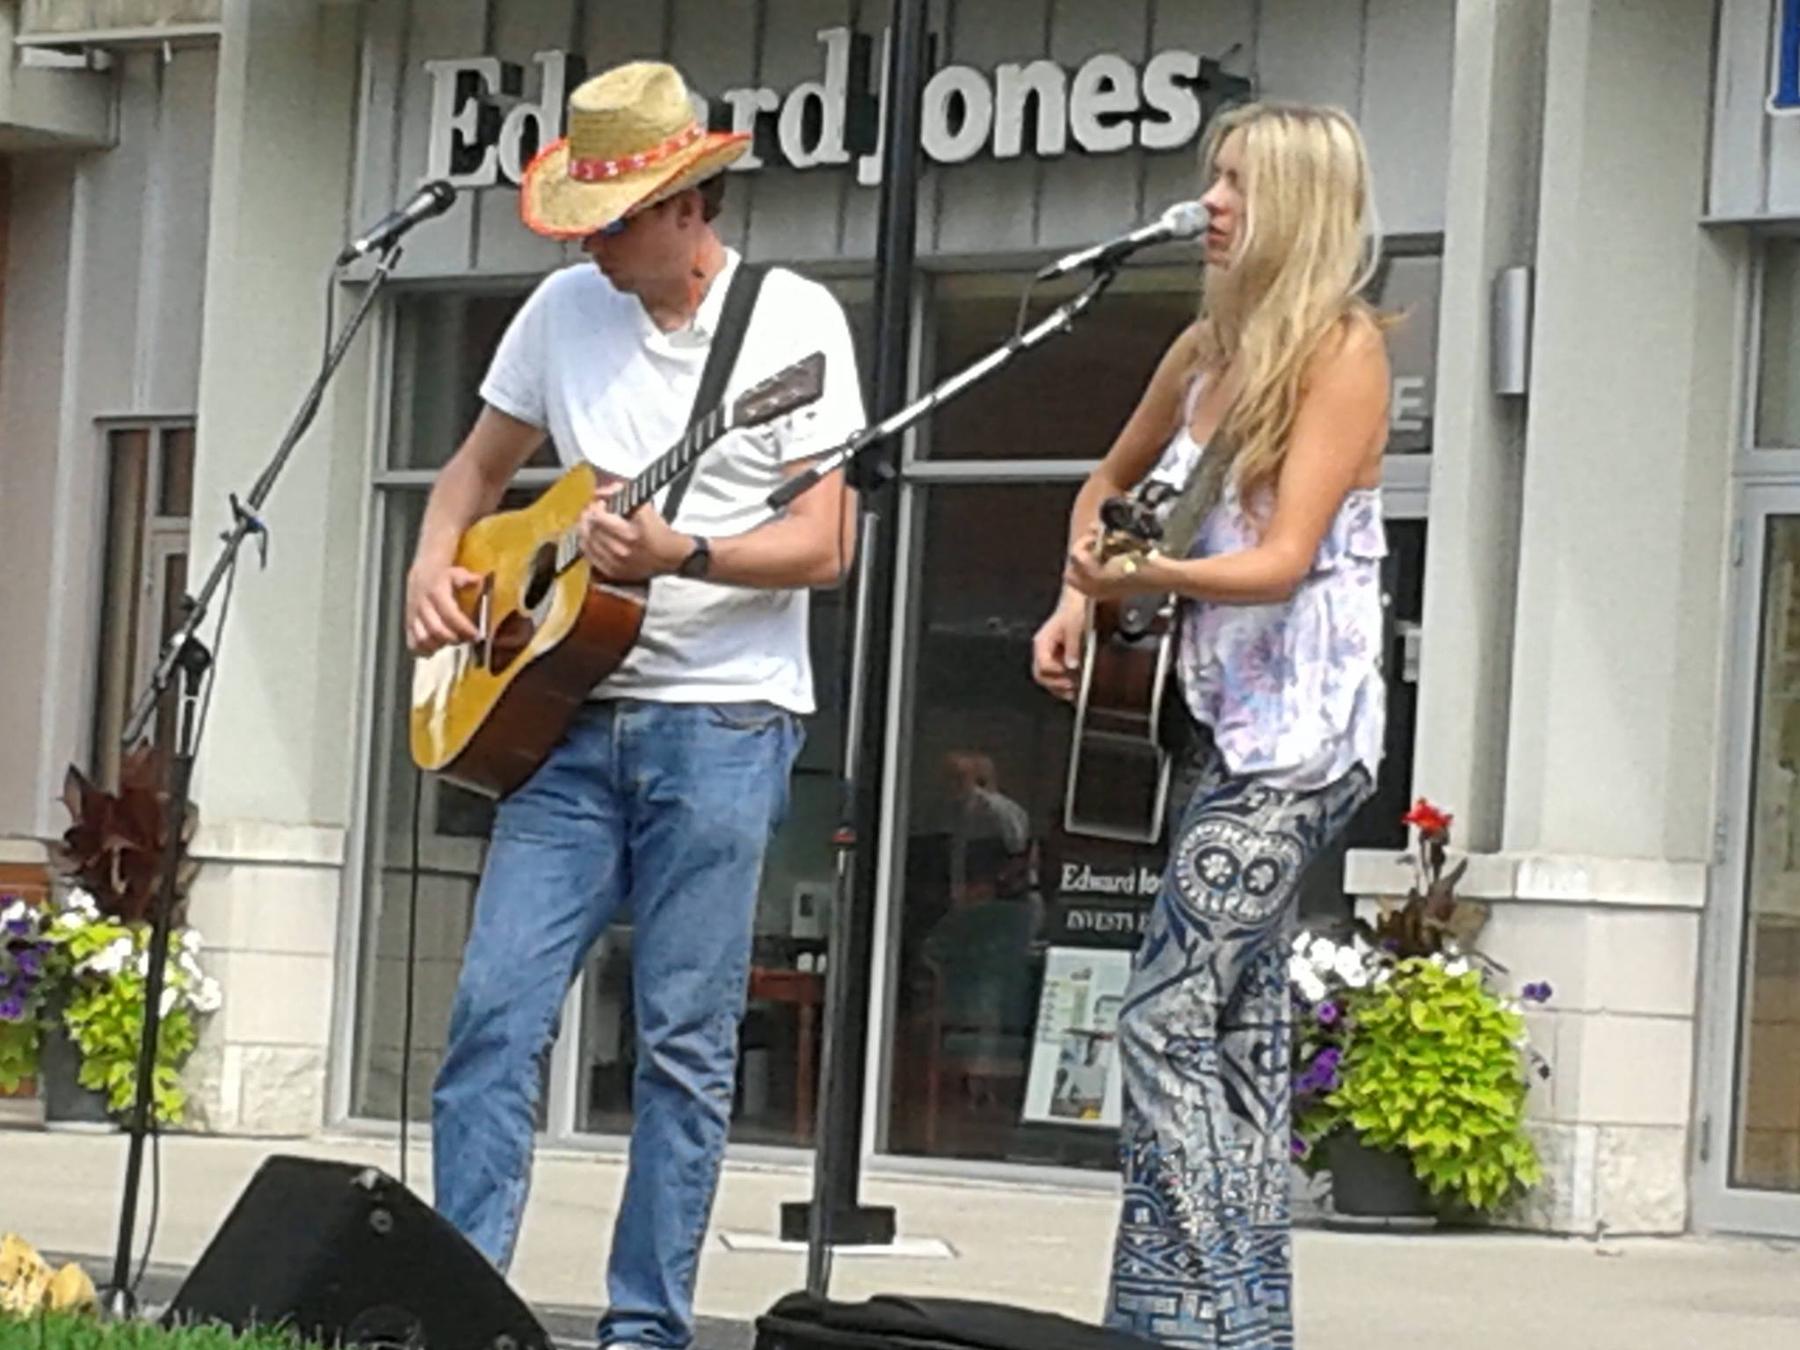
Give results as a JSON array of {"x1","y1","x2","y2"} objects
[
  {"x1": 1759, "y1": 241, "x2": 1800, "y2": 449},
  {"x1": 921, "y1": 269, "x2": 1195, "y2": 461},
  {"x1": 1733, "y1": 514, "x2": 1800, "y2": 1193},
  {"x1": 92, "y1": 423, "x2": 195, "y2": 788},
  {"x1": 918, "y1": 253, "x2": 1439, "y2": 461},
  {"x1": 885, "y1": 482, "x2": 1166, "y2": 1169},
  {"x1": 389, "y1": 287, "x2": 558, "y2": 472}
]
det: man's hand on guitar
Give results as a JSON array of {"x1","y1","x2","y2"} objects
[
  {"x1": 406, "y1": 560, "x2": 483, "y2": 656},
  {"x1": 580, "y1": 484, "x2": 690, "y2": 583},
  {"x1": 1031, "y1": 593, "x2": 1088, "y2": 702}
]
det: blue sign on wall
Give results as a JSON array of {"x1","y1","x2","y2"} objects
[{"x1": 1776, "y1": 0, "x2": 1800, "y2": 112}]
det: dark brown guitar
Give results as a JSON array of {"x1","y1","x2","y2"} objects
[{"x1": 1063, "y1": 484, "x2": 1178, "y2": 844}]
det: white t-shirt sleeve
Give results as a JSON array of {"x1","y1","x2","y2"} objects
[
  {"x1": 776, "y1": 282, "x2": 866, "y2": 466},
  {"x1": 478, "y1": 274, "x2": 555, "y2": 429}
]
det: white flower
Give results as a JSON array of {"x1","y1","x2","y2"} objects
[
  {"x1": 1443, "y1": 958, "x2": 1470, "y2": 978},
  {"x1": 1333, "y1": 946, "x2": 1371, "y2": 989},
  {"x1": 1290, "y1": 956, "x2": 1328, "y2": 1004},
  {"x1": 1292, "y1": 932, "x2": 1312, "y2": 956},
  {"x1": 78, "y1": 935, "x2": 135, "y2": 977},
  {"x1": 181, "y1": 930, "x2": 205, "y2": 955},
  {"x1": 64, "y1": 891, "x2": 99, "y2": 918},
  {"x1": 191, "y1": 977, "x2": 222, "y2": 1014},
  {"x1": 1, "y1": 899, "x2": 27, "y2": 926},
  {"x1": 159, "y1": 986, "x2": 179, "y2": 1018}
]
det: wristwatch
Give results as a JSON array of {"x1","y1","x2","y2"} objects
[{"x1": 677, "y1": 535, "x2": 713, "y2": 579}]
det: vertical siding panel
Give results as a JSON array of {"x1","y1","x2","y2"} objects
[
  {"x1": 473, "y1": 0, "x2": 579, "y2": 278},
  {"x1": 666, "y1": 0, "x2": 761, "y2": 257},
  {"x1": 391, "y1": 0, "x2": 488, "y2": 276},
  {"x1": 1360, "y1": 0, "x2": 1453, "y2": 237},
  {"x1": 1141, "y1": 0, "x2": 1256, "y2": 219},
  {"x1": 1255, "y1": 0, "x2": 1363, "y2": 108},
  {"x1": 143, "y1": 46, "x2": 217, "y2": 411},
  {"x1": 349, "y1": 0, "x2": 408, "y2": 273},
  {"x1": 1032, "y1": 0, "x2": 1152, "y2": 253},
  {"x1": 930, "y1": 0, "x2": 1049, "y2": 257},
  {"x1": 740, "y1": 0, "x2": 859, "y2": 264}
]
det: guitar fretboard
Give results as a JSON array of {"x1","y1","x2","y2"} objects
[{"x1": 553, "y1": 405, "x2": 734, "y2": 566}]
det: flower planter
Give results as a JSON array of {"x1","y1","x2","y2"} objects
[
  {"x1": 1325, "y1": 1131, "x2": 1434, "y2": 1220},
  {"x1": 40, "y1": 999, "x2": 112, "y2": 1129}
]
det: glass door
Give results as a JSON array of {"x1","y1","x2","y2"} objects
[{"x1": 1699, "y1": 486, "x2": 1800, "y2": 1235}]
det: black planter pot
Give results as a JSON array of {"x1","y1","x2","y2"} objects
[
  {"x1": 39, "y1": 1003, "x2": 112, "y2": 1128},
  {"x1": 1325, "y1": 1131, "x2": 1434, "y2": 1221}
]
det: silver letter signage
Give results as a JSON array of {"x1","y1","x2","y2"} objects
[{"x1": 417, "y1": 32, "x2": 1250, "y2": 190}]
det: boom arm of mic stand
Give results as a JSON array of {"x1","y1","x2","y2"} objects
[
  {"x1": 121, "y1": 244, "x2": 406, "y2": 748},
  {"x1": 766, "y1": 264, "x2": 1121, "y2": 514}
]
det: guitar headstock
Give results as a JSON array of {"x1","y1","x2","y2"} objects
[
  {"x1": 1097, "y1": 485, "x2": 1170, "y2": 562},
  {"x1": 733, "y1": 351, "x2": 826, "y2": 428}
]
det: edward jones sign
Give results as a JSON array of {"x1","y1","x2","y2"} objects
[{"x1": 424, "y1": 27, "x2": 1251, "y2": 190}]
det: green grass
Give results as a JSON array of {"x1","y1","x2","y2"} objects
[{"x1": 0, "y1": 1313, "x2": 314, "y2": 1350}]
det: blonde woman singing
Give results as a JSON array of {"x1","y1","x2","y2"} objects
[{"x1": 1032, "y1": 103, "x2": 1391, "y2": 1349}]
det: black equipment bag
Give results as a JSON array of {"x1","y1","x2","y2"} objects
[{"x1": 754, "y1": 1292, "x2": 1160, "y2": 1350}]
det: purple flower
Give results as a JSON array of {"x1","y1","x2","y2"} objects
[
  {"x1": 15, "y1": 949, "x2": 41, "y2": 978},
  {"x1": 1316, "y1": 1000, "x2": 1341, "y2": 1027},
  {"x1": 1521, "y1": 981, "x2": 1554, "y2": 1003},
  {"x1": 1290, "y1": 1134, "x2": 1308, "y2": 1160},
  {"x1": 0, "y1": 994, "x2": 25, "y2": 1022},
  {"x1": 3, "y1": 917, "x2": 31, "y2": 938}
]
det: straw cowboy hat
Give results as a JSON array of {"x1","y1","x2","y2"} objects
[{"x1": 521, "y1": 61, "x2": 749, "y2": 239}]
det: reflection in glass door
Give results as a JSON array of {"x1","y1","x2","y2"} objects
[
  {"x1": 1735, "y1": 516, "x2": 1800, "y2": 1195},
  {"x1": 1704, "y1": 495, "x2": 1800, "y2": 1235}
]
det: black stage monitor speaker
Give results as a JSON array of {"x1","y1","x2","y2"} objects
[{"x1": 162, "y1": 1155, "x2": 552, "y2": 1350}]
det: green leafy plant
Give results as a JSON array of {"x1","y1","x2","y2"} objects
[
  {"x1": 0, "y1": 1310, "x2": 316, "y2": 1350},
  {"x1": 48, "y1": 894, "x2": 219, "y2": 1125},
  {"x1": 1318, "y1": 958, "x2": 1541, "y2": 1210},
  {"x1": 0, "y1": 895, "x2": 55, "y2": 1093},
  {"x1": 1288, "y1": 798, "x2": 1552, "y2": 1214}
]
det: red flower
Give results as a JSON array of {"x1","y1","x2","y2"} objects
[{"x1": 1402, "y1": 798, "x2": 1453, "y2": 840}]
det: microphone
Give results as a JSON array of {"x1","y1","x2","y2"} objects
[
  {"x1": 336, "y1": 181, "x2": 458, "y2": 266},
  {"x1": 1036, "y1": 201, "x2": 1209, "y2": 281}
]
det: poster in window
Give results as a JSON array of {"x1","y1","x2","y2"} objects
[{"x1": 1021, "y1": 945, "x2": 1133, "y2": 1128}]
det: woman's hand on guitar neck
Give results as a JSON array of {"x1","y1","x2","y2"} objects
[
  {"x1": 1031, "y1": 591, "x2": 1088, "y2": 703},
  {"x1": 406, "y1": 561, "x2": 483, "y2": 656}
]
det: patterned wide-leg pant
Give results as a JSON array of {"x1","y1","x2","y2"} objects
[{"x1": 1105, "y1": 746, "x2": 1370, "y2": 1350}]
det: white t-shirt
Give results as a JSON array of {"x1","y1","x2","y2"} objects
[{"x1": 479, "y1": 250, "x2": 865, "y2": 714}]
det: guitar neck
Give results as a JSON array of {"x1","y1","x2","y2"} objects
[{"x1": 555, "y1": 405, "x2": 735, "y2": 564}]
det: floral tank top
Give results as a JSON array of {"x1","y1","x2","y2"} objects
[{"x1": 1149, "y1": 383, "x2": 1388, "y2": 791}]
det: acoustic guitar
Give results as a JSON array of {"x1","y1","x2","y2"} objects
[
  {"x1": 409, "y1": 351, "x2": 827, "y2": 798},
  {"x1": 1062, "y1": 483, "x2": 1179, "y2": 845}
]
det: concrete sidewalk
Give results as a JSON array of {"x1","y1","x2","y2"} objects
[{"x1": 0, "y1": 1129, "x2": 1795, "y2": 1349}]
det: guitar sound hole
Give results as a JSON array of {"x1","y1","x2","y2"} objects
[
  {"x1": 488, "y1": 611, "x2": 536, "y2": 675},
  {"x1": 521, "y1": 544, "x2": 558, "y2": 613}
]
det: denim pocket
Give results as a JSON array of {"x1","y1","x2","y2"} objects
[{"x1": 703, "y1": 700, "x2": 796, "y2": 734}]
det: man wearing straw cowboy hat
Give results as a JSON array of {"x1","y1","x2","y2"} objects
[{"x1": 404, "y1": 60, "x2": 865, "y2": 1350}]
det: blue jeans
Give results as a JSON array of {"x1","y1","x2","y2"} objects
[{"x1": 431, "y1": 698, "x2": 802, "y2": 1350}]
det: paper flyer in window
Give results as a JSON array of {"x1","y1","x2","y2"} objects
[{"x1": 1021, "y1": 945, "x2": 1132, "y2": 1128}]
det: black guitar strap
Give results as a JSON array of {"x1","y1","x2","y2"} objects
[{"x1": 659, "y1": 260, "x2": 769, "y2": 528}]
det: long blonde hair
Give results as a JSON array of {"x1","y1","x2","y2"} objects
[{"x1": 1194, "y1": 102, "x2": 1384, "y2": 507}]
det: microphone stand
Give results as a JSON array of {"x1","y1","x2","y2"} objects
[
  {"x1": 102, "y1": 239, "x2": 408, "y2": 1317},
  {"x1": 768, "y1": 259, "x2": 1123, "y2": 1294}
]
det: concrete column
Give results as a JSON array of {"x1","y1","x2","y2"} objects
[
  {"x1": 1350, "y1": 0, "x2": 1745, "y2": 1237},
  {"x1": 181, "y1": 0, "x2": 365, "y2": 1134},
  {"x1": 1408, "y1": 0, "x2": 1547, "y2": 851},
  {"x1": 1503, "y1": 0, "x2": 1739, "y2": 861}
]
